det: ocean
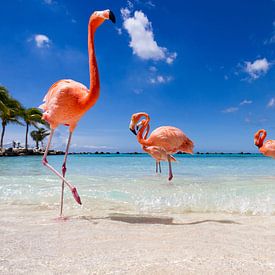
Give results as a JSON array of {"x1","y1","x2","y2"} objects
[{"x1": 0, "y1": 154, "x2": 274, "y2": 216}]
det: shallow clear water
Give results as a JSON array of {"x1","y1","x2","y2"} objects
[{"x1": 0, "y1": 154, "x2": 275, "y2": 215}]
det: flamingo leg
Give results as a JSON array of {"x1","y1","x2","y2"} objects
[
  {"x1": 167, "y1": 155, "x2": 173, "y2": 181},
  {"x1": 159, "y1": 162, "x2": 161, "y2": 173},
  {"x1": 42, "y1": 129, "x2": 81, "y2": 205},
  {"x1": 156, "y1": 161, "x2": 158, "y2": 173},
  {"x1": 60, "y1": 131, "x2": 73, "y2": 216}
]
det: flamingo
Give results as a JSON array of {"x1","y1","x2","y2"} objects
[
  {"x1": 39, "y1": 10, "x2": 116, "y2": 217},
  {"x1": 129, "y1": 112, "x2": 194, "y2": 180},
  {"x1": 254, "y1": 129, "x2": 275, "y2": 158}
]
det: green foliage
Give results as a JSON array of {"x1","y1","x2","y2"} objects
[
  {"x1": 21, "y1": 107, "x2": 49, "y2": 149},
  {"x1": 30, "y1": 128, "x2": 50, "y2": 149},
  {"x1": 0, "y1": 86, "x2": 22, "y2": 126},
  {"x1": 0, "y1": 86, "x2": 23, "y2": 149},
  {"x1": 21, "y1": 107, "x2": 45, "y2": 127}
]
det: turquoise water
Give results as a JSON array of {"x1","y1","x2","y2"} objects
[{"x1": 0, "y1": 154, "x2": 275, "y2": 215}]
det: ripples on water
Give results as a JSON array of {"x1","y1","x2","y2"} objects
[{"x1": 0, "y1": 154, "x2": 274, "y2": 215}]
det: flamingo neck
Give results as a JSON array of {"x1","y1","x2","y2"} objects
[
  {"x1": 256, "y1": 130, "x2": 267, "y2": 148},
  {"x1": 137, "y1": 116, "x2": 150, "y2": 146},
  {"x1": 82, "y1": 22, "x2": 100, "y2": 111},
  {"x1": 144, "y1": 124, "x2": 150, "y2": 140}
]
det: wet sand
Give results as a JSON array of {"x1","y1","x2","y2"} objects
[{"x1": 1, "y1": 205, "x2": 275, "y2": 274}]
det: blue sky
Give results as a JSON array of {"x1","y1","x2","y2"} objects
[{"x1": 1, "y1": 0, "x2": 275, "y2": 152}]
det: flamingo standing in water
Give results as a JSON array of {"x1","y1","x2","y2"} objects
[
  {"x1": 254, "y1": 129, "x2": 275, "y2": 158},
  {"x1": 129, "y1": 112, "x2": 194, "y2": 180},
  {"x1": 39, "y1": 10, "x2": 116, "y2": 216}
]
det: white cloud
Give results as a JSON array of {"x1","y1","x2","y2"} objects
[
  {"x1": 127, "y1": 0, "x2": 134, "y2": 9},
  {"x1": 121, "y1": 9, "x2": 177, "y2": 64},
  {"x1": 149, "y1": 66, "x2": 157, "y2": 72},
  {"x1": 70, "y1": 144, "x2": 109, "y2": 149},
  {"x1": 149, "y1": 75, "x2": 172, "y2": 84},
  {"x1": 146, "y1": 1, "x2": 155, "y2": 8},
  {"x1": 121, "y1": 8, "x2": 131, "y2": 20},
  {"x1": 116, "y1": 27, "x2": 123, "y2": 35},
  {"x1": 133, "y1": 88, "x2": 143, "y2": 94},
  {"x1": 222, "y1": 99, "x2": 252, "y2": 114},
  {"x1": 264, "y1": 21, "x2": 275, "y2": 44},
  {"x1": 240, "y1": 99, "x2": 252, "y2": 105},
  {"x1": 34, "y1": 34, "x2": 51, "y2": 48},
  {"x1": 267, "y1": 98, "x2": 275, "y2": 108},
  {"x1": 244, "y1": 58, "x2": 271, "y2": 80},
  {"x1": 166, "y1": 52, "x2": 177, "y2": 64},
  {"x1": 222, "y1": 107, "x2": 239, "y2": 113},
  {"x1": 244, "y1": 117, "x2": 251, "y2": 123}
]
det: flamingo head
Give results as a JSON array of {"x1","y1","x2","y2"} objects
[
  {"x1": 254, "y1": 129, "x2": 266, "y2": 148},
  {"x1": 90, "y1": 10, "x2": 116, "y2": 27},
  {"x1": 129, "y1": 112, "x2": 149, "y2": 135}
]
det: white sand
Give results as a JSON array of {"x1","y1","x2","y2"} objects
[{"x1": 1, "y1": 205, "x2": 275, "y2": 274}]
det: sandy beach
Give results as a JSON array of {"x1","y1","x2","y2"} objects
[{"x1": 1, "y1": 205, "x2": 275, "y2": 274}]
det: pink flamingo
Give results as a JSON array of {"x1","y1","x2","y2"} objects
[
  {"x1": 254, "y1": 129, "x2": 275, "y2": 158},
  {"x1": 129, "y1": 112, "x2": 194, "y2": 180},
  {"x1": 39, "y1": 10, "x2": 116, "y2": 217}
]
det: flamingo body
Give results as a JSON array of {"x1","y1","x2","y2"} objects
[
  {"x1": 259, "y1": 141, "x2": 275, "y2": 158},
  {"x1": 147, "y1": 126, "x2": 194, "y2": 154},
  {"x1": 254, "y1": 129, "x2": 275, "y2": 158},
  {"x1": 40, "y1": 79, "x2": 89, "y2": 130}
]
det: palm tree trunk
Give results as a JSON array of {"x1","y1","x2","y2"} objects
[
  {"x1": 0, "y1": 122, "x2": 6, "y2": 150},
  {"x1": 36, "y1": 139, "x2": 39, "y2": 149},
  {"x1": 25, "y1": 123, "x2": 29, "y2": 150}
]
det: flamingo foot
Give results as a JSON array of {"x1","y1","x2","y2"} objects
[
  {"x1": 55, "y1": 216, "x2": 69, "y2": 222},
  {"x1": 72, "y1": 187, "x2": 82, "y2": 205},
  {"x1": 168, "y1": 174, "x2": 173, "y2": 181}
]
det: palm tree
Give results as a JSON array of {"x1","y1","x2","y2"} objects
[
  {"x1": 21, "y1": 107, "x2": 46, "y2": 150},
  {"x1": 30, "y1": 128, "x2": 50, "y2": 149},
  {"x1": 0, "y1": 86, "x2": 22, "y2": 150}
]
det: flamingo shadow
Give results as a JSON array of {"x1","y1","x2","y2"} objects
[{"x1": 79, "y1": 214, "x2": 240, "y2": 225}]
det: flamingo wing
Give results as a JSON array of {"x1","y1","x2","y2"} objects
[
  {"x1": 39, "y1": 79, "x2": 88, "y2": 111},
  {"x1": 261, "y1": 140, "x2": 275, "y2": 158},
  {"x1": 148, "y1": 126, "x2": 194, "y2": 154},
  {"x1": 39, "y1": 79, "x2": 89, "y2": 127}
]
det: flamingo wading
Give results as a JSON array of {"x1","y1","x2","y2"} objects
[
  {"x1": 254, "y1": 129, "x2": 275, "y2": 158},
  {"x1": 129, "y1": 112, "x2": 194, "y2": 181},
  {"x1": 39, "y1": 10, "x2": 116, "y2": 216}
]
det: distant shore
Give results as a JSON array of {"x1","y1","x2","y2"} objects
[
  {"x1": 0, "y1": 148, "x2": 64, "y2": 157},
  {"x1": 0, "y1": 148, "x2": 254, "y2": 157}
]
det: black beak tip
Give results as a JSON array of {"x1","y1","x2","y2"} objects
[
  {"x1": 109, "y1": 10, "x2": 116, "y2": 23},
  {"x1": 130, "y1": 128, "x2": 137, "y2": 135}
]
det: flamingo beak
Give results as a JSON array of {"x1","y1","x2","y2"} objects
[
  {"x1": 129, "y1": 121, "x2": 137, "y2": 135},
  {"x1": 130, "y1": 128, "x2": 137, "y2": 135},
  {"x1": 109, "y1": 10, "x2": 116, "y2": 23}
]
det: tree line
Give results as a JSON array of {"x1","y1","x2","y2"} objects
[{"x1": 0, "y1": 86, "x2": 49, "y2": 150}]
